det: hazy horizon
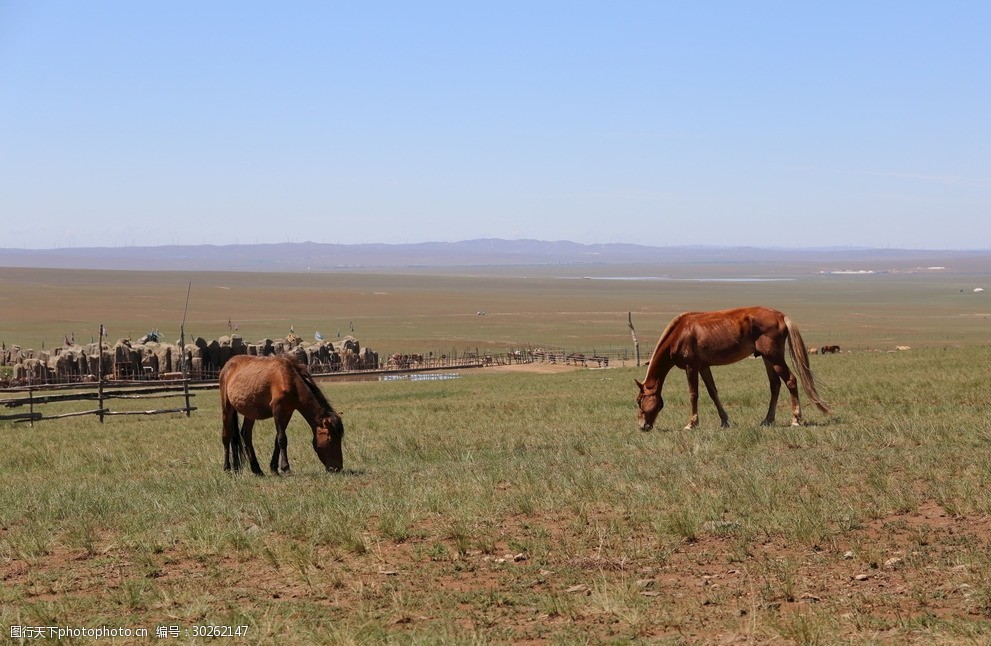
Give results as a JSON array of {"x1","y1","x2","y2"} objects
[
  {"x1": 4, "y1": 237, "x2": 991, "y2": 253},
  {"x1": 2, "y1": 4, "x2": 988, "y2": 250}
]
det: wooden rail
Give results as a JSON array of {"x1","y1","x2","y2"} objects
[
  {"x1": 0, "y1": 380, "x2": 205, "y2": 425},
  {"x1": 1, "y1": 346, "x2": 636, "y2": 426}
]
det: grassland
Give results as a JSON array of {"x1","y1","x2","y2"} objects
[
  {"x1": 1, "y1": 260, "x2": 990, "y2": 643},
  {"x1": 1, "y1": 261, "x2": 989, "y2": 357}
]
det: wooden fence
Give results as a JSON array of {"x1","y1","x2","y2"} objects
[
  {"x1": 1, "y1": 346, "x2": 638, "y2": 426},
  {"x1": 0, "y1": 380, "x2": 208, "y2": 426}
]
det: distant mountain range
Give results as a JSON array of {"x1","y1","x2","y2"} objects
[{"x1": 0, "y1": 239, "x2": 988, "y2": 272}]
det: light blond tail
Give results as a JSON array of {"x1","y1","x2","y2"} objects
[{"x1": 785, "y1": 317, "x2": 829, "y2": 414}]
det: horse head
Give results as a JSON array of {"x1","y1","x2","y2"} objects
[
  {"x1": 312, "y1": 411, "x2": 345, "y2": 472},
  {"x1": 635, "y1": 379, "x2": 663, "y2": 432}
]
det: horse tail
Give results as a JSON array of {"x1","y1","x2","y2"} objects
[
  {"x1": 229, "y1": 408, "x2": 246, "y2": 470},
  {"x1": 784, "y1": 316, "x2": 830, "y2": 414},
  {"x1": 221, "y1": 375, "x2": 247, "y2": 471}
]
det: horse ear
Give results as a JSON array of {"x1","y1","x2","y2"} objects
[{"x1": 634, "y1": 379, "x2": 644, "y2": 391}]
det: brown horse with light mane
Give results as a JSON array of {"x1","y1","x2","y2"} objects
[
  {"x1": 220, "y1": 355, "x2": 344, "y2": 474},
  {"x1": 635, "y1": 306, "x2": 828, "y2": 431}
]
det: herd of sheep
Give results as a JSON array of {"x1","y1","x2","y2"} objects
[{"x1": 0, "y1": 333, "x2": 378, "y2": 386}]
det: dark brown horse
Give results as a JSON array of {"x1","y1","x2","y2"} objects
[
  {"x1": 220, "y1": 355, "x2": 344, "y2": 474},
  {"x1": 635, "y1": 306, "x2": 828, "y2": 431}
]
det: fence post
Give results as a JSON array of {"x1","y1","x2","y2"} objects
[
  {"x1": 28, "y1": 386, "x2": 34, "y2": 427},
  {"x1": 180, "y1": 282, "x2": 192, "y2": 416},
  {"x1": 180, "y1": 334, "x2": 191, "y2": 417},
  {"x1": 628, "y1": 312, "x2": 641, "y2": 367},
  {"x1": 98, "y1": 324, "x2": 105, "y2": 423}
]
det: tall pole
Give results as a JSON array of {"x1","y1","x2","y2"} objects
[
  {"x1": 98, "y1": 323, "x2": 105, "y2": 423},
  {"x1": 180, "y1": 282, "x2": 192, "y2": 416},
  {"x1": 628, "y1": 312, "x2": 641, "y2": 367}
]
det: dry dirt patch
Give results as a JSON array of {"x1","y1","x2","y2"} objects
[{"x1": 4, "y1": 500, "x2": 990, "y2": 642}]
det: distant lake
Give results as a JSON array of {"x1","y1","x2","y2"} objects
[
  {"x1": 379, "y1": 373, "x2": 462, "y2": 382},
  {"x1": 319, "y1": 372, "x2": 464, "y2": 384},
  {"x1": 565, "y1": 276, "x2": 795, "y2": 283}
]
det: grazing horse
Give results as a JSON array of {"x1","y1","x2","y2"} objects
[
  {"x1": 820, "y1": 345, "x2": 841, "y2": 354},
  {"x1": 220, "y1": 355, "x2": 344, "y2": 474},
  {"x1": 635, "y1": 306, "x2": 828, "y2": 431}
]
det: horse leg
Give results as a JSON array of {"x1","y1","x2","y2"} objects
[
  {"x1": 268, "y1": 426, "x2": 291, "y2": 475},
  {"x1": 779, "y1": 361, "x2": 803, "y2": 426},
  {"x1": 276, "y1": 424, "x2": 291, "y2": 474},
  {"x1": 269, "y1": 411, "x2": 292, "y2": 475},
  {"x1": 269, "y1": 432, "x2": 280, "y2": 474},
  {"x1": 766, "y1": 358, "x2": 802, "y2": 426},
  {"x1": 240, "y1": 418, "x2": 264, "y2": 476},
  {"x1": 699, "y1": 366, "x2": 730, "y2": 428},
  {"x1": 684, "y1": 367, "x2": 700, "y2": 430},
  {"x1": 761, "y1": 358, "x2": 781, "y2": 426}
]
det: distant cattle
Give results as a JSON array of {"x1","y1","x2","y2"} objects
[
  {"x1": 387, "y1": 353, "x2": 423, "y2": 370},
  {"x1": 820, "y1": 345, "x2": 841, "y2": 354},
  {"x1": 567, "y1": 353, "x2": 587, "y2": 366}
]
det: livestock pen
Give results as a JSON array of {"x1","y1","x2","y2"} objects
[
  {"x1": 0, "y1": 346, "x2": 633, "y2": 426},
  {"x1": 0, "y1": 379, "x2": 207, "y2": 426}
]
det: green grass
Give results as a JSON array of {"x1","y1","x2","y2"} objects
[
  {"x1": 3, "y1": 345, "x2": 991, "y2": 642},
  {"x1": 2, "y1": 262, "x2": 990, "y2": 641}
]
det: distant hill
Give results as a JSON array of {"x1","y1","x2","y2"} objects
[{"x1": 0, "y1": 239, "x2": 988, "y2": 273}]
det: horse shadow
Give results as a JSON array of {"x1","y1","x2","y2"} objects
[{"x1": 226, "y1": 467, "x2": 366, "y2": 478}]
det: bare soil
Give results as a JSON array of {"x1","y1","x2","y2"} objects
[{"x1": 5, "y1": 499, "x2": 990, "y2": 642}]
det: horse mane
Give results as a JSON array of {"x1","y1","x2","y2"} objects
[
  {"x1": 285, "y1": 356, "x2": 337, "y2": 414},
  {"x1": 645, "y1": 312, "x2": 689, "y2": 377}
]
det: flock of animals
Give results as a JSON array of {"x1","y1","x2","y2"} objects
[{"x1": 0, "y1": 332, "x2": 378, "y2": 387}]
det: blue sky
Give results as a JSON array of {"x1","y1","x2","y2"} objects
[{"x1": 1, "y1": 2, "x2": 988, "y2": 250}]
